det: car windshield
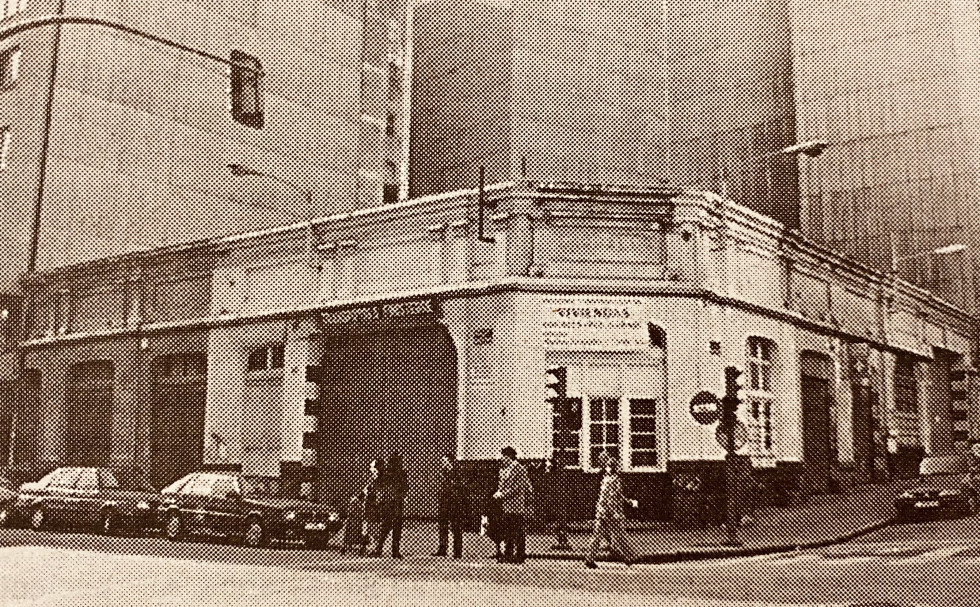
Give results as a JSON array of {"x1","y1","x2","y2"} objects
[
  {"x1": 161, "y1": 474, "x2": 195, "y2": 494},
  {"x1": 920, "y1": 456, "x2": 969, "y2": 475},
  {"x1": 240, "y1": 477, "x2": 281, "y2": 498}
]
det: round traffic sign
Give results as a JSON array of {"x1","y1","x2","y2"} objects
[
  {"x1": 689, "y1": 391, "x2": 720, "y2": 425},
  {"x1": 715, "y1": 421, "x2": 748, "y2": 453}
]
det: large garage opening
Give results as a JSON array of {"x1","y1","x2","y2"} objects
[
  {"x1": 149, "y1": 353, "x2": 207, "y2": 488},
  {"x1": 65, "y1": 361, "x2": 114, "y2": 466},
  {"x1": 315, "y1": 322, "x2": 458, "y2": 518}
]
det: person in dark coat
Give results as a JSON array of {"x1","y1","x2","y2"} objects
[
  {"x1": 493, "y1": 446, "x2": 533, "y2": 564},
  {"x1": 372, "y1": 451, "x2": 409, "y2": 558},
  {"x1": 432, "y1": 454, "x2": 467, "y2": 558}
]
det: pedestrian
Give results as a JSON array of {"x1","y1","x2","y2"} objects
[
  {"x1": 537, "y1": 457, "x2": 570, "y2": 549},
  {"x1": 481, "y1": 493, "x2": 505, "y2": 561},
  {"x1": 360, "y1": 457, "x2": 385, "y2": 556},
  {"x1": 492, "y1": 446, "x2": 533, "y2": 564},
  {"x1": 432, "y1": 454, "x2": 467, "y2": 558},
  {"x1": 585, "y1": 455, "x2": 637, "y2": 569},
  {"x1": 372, "y1": 451, "x2": 409, "y2": 558}
]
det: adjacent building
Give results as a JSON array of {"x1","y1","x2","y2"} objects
[
  {"x1": 7, "y1": 182, "x2": 975, "y2": 520},
  {"x1": 0, "y1": 0, "x2": 411, "y2": 284},
  {"x1": 789, "y1": 0, "x2": 980, "y2": 312}
]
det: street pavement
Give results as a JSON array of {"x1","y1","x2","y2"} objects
[
  {"x1": 4, "y1": 476, "x2": 969, "y2": 607},
  {"x1": 2, "y1": 514, "x2": 980, "y2": 606}
]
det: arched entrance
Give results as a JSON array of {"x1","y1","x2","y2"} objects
[
  {"x1": 314, "y1": 319, "x2": 458, "y2": 518},
  {"x1": 800, "y1": 352, "x2": 834, "y2": 494}
]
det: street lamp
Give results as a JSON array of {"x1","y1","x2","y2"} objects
[
  {"x1": 890, "y1": 239, "x2": 967, "y2": 274},
  {"x1": 227, "y1": 164, "x2": 318, "y2": 269}
]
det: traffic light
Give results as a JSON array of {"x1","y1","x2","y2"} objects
[
  {"x1": 720, "y1": 365, "x2": 744, "y2": 428},
  {"x1": 546, "y1": 366, "x2": 582, "y2": 432},
  {"x1": 228, "y1": 50, "x2": 264, "y2": 129},
  {"x1": 545, "y1": 366, "x2": 567, "y2": 401}
]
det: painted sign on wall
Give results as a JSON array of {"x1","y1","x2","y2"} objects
[{"x1": 541, "y1": 295, "x2": 647, "y2": 351}]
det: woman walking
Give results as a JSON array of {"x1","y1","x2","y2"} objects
[
  {"x1": 360, "y1": 457, "x2": 385, "y2": 556},
  {"x1": 585, "y1": 455, "x2": 636, "y2": 568}
]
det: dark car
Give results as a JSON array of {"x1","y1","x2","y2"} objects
[
  {"x1": 0, "y1": 474, "x2": 17, "y2": 528},
  {"x1": 14, "y1": 467, "x2": 160, "y2": 535},
  {"x1": 895, "y1": 455, "x2": 978, "y2": 520},
  {"x1": 157, "y1": 471, "x2": 342, "y2": 548}
]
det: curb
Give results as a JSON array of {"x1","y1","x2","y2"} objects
[{"x1": 525, "y1": 516, "x2": 897, "y2": 564}]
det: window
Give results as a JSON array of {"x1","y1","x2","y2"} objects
[
  {"x1": 75, "y1": 469, "x2": 99, "y2": 491},
  {"x1": 629, "y1": 398, "x2": 659, "y2": 467},
  {"x1": 0, "y1": 47, "x2": 19, "y2": 90},
  {"x1": 228, "y1": 50, "x2": 263, "y2": 129},
  {"x1": 185, "y1": 474, "x2": 219, "y2": 496},
  {"x1": 0, "y1": 127, "x2": 9, "y2": 171},
  {"x1": 2, "y1": 0, "x2": 25, "y2": 20},
  {"x1": 746, "y1": 337, "x2": 777, "y2": 455},
  {"x1": 894, "y1": 355, "x2": 918, "y2": 414},
  {"x1": 155, "y1": 353, "x2": 207, "y2": 379},
  {"x1": 247, "y1": 343, "x2": 285, "y2": 372},
  {"x1": 550, "y1": 359, "x2": 666, "y2": 471},
  {"x1": 589, "y1": 397, "x2": 620, "y2": 468},
  {"x1": 51, "y1": 468, "x2": 82, "y2": 489}
]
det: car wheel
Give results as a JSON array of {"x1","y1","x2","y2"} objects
[
  {"x1": 100, "y1": 510, "x2": 119, "y2": 536},
  {"x1": 30, "y1": 507, "x2": 45, "y2": 532},
  {"x1": 243, "y1": 517, "x2": 266, "y2": 548},
  {"x1": 165, "y1": 512, "x2": 182, "y2": 541}
]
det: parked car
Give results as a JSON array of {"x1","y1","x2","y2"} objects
[
  {"x1": 0, "y1": 474, "x2": 17, "y2": 528},
  {"x1": 157, "y1": 471, "x2": 342, "y2": 548},
  {"x1": 14, "y1": 467, "x2": 160, "y2": 535},
  {"x1": 894, "y1": 455, "x2": 978, "y2": 520}
]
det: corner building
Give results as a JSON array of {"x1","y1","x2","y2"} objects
[{"x1": 11, "y1": 182, "x2": 976, "y2": 521}]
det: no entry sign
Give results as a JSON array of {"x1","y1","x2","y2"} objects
[{"x1": 689, "y1": 391, "x2": 720, "y2": 425}]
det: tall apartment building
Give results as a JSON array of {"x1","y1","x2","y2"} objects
[
  {"x1": 0, "y1": 0, "x2": 410, "y2": 292},
  {"x1": 409, "y1": 0, "x2": 801, "y2": 228},
  {"x1": 789, "y1": 0, "x2": 980, "y2": 312}
]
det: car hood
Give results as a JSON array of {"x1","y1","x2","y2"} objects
[
  {"x1": 244, "y1": 497, "x2": 335, "y2": 514},
  {"x1": 900, "y1": 475, "x2": 964, "y2": 497}
]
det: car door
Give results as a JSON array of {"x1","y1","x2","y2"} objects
[
  {"x1": 208, "y1": 476, "x2": 241, "y2": 538},
  {"x1": 182, "y1": 474, "x2": 217, "y2": 536},
  {"x1": 70, "y1": 469, "x2": 101, "y2": 530},
  {"x1": 46, "y1": 468, "x2": 82, "y2": 527}
]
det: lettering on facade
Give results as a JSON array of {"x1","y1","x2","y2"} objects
[
  {"x1": 318, "y1": 298, "x2": 439, "y2": 328},
  {"x1": 541, "y1": 295, "x2": 646, "y2": 351}
]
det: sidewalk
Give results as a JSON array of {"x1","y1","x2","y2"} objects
[{"x1": 364, "y1": 477, "x2": 916, "y2": 564}]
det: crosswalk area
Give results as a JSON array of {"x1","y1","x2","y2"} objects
[{"x1": 728, "y1": 543, "x2": 980, "y2": 568}]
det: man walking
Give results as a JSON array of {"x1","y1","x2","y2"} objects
[
  {"x1": 432, "y1": 454, "x2": 467, "y2": 558},
  {"x1": 493, "y1": 446, "x2": 533, "y2": 564}
]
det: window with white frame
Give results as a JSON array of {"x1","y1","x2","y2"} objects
[
  {"x1": 746, "y1": 337, "x2": 776, "y2": 455},
  {"x1": 588, "y1": 396, "x2": 620, "y2": 468},
  {"x1": 246, "y1": 343, "x2": 284, "y2": 373},
  {"x1": 2, "y1": 0, "x2": 25, "y2": 20},
  {"x1": 550, "y1": 353, "x2": 666, "y2": 472},
  {"x1": 0, "y1": 47, "x2": 20, "y2": 90}
]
